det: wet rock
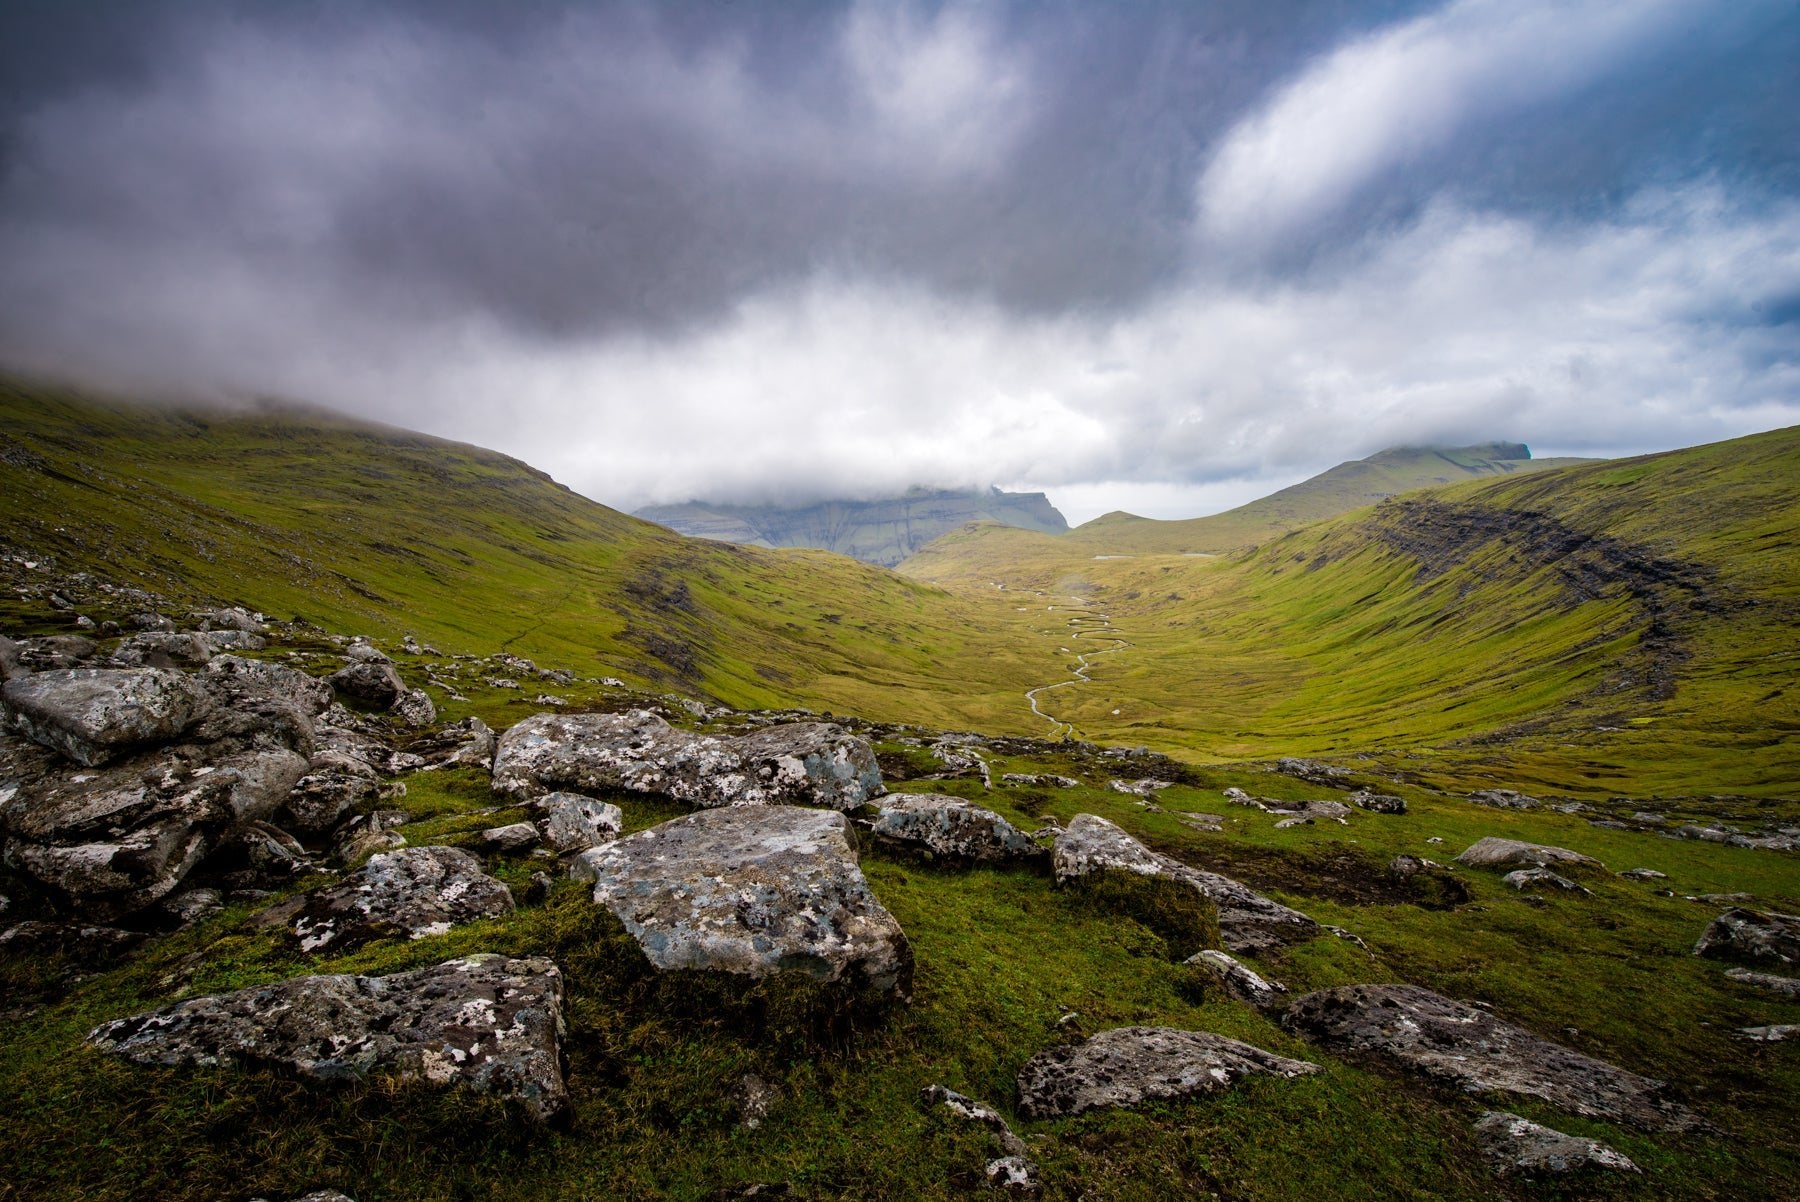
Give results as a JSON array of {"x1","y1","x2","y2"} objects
[
  {"x1": 3, "y1": 667, "x2": 211, "y2": 766},
  {"x1": 1474, "y1": 1111, "x2": 1637, "y2": 1176},
  {"x1": 481, "y1": 822, "x2": 541, "y2": 854},
  {"x1": 1349, "y1": 790, "x2": 1407, "y2": 814},
  {"x1": 88, "y1": 953, "x2": 569, "y2": 1122},
  {"x1": 1282, "y1": 984, "x2": 1700, "y2": 1131},
  {"x1": 1469, "y1": 789, "x2": 1540, "y2": 810},
  {"x1": 1503, "y1": 868, "x2": 1591, "y2": 894},
  {"x1": 1016, "y1": 1026, "x2": 1318, "y2": 1118},
  {"x1": 1052, "y1": 814, "x2": 1316, "y2": 954},
  {"x1": 1455, "y1": 837, "x2": 1603, "y2": 873},
  {"x1": 1694, "y1": 908, "x2": 1800, "y2": 965},
  {"x1": 292, "y1": 846, "x2": 514, "y2": 954},
  {"x1": 1724, "y1": 967, "x2": 1800, "y2": 997},
  {"x1": 869, "y1": 794, "x2": 1041, "y2": 863},
  {"x1": 536, "y1": 792, "x2": 623, "y2": 854},
  {"x1": 1185, "y1": 948, "x2": 1287, "y2": 1010},
  {"x1": 571, "y1": 806, "x2": 912, "y2": 997},
  {"x1": 492, "y1": 711, "x2": 884, "y2": 811}
]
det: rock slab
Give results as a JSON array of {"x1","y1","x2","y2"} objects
[
  {"x1": 1474, "y1": 1111, "x2": 1637, "y2": 1175},
  {"x1": 1017, "y1": 1026, "x2": 1318, "y2": 1118},
  {"x1": 1694, "y1": 908, "x2": 1800, "y2": 965},
  {"x1": 1455, "y1": 837, "x2": 1602, "y2": 872},
  {"x1": 3, "y1": 667, "x2": 210, "y2": 766},
  {"x1": 572, "y1": 805, "x2": 912, "y2": 997},
  {"x1": 1052, "y1": 813, "x2": 1316, "y2": 953},
  {"x1": 1283, "y1": 984, "x2": 1699, "y2": 1131},
  {"x1": 88, "y1": 954, "x2": 568, "y2": 1121},
  {"x1": 292, "y1": 846, "x2": 515, "y2": 954},
  {"x1": 870, "y1": 794, "x2": 1040, "y2": 863}
]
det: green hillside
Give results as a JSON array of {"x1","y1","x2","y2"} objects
[
  {"x1": 0, "y1": 379, "x2": 1054, "y2": 731},
  {"x1": 1068, "y1": 443, "x2": 1598, "y2": 554}
]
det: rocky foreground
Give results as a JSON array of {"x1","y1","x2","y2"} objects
[{"x1": 3, "y1": 609, "x2": 1796, "y2": 1198}]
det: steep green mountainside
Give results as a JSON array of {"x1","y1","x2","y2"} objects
[
  {"x1": 0, "y1": 380, "x2": 1053, "y2": 730},
  {"x1": 906, "y1": 427, "x2": 1800, "y2": 796},
  {"x1": 1069, "y1": 442, "x2": 1598, "y2": 554},
  {"x1": 637, "y1": 487, "x2": 1069, "y2": 567}
]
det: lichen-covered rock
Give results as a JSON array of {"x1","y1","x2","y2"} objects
[
  {"x1": 2, "y1": 667, "x2": 211, "y2": 766},
  {"x1": 481, "y1": 822, "x2": 540, "y2": 854},
  {"x1": 537, "y1": 792, "x2": 623, "y2": 853},
  {"x1": 2, "y1": 736, "x2": 309, "y2": 918},
  {"x1": 1283, "y1": 984, "x2": 1700, "y2": 1131},
  {"x1": 190, "y1": 655, "x2": 333, "y2": 753},
  {"x1": 1349, "y1": 790, "x2": 1407, "y2": 814},
  {"x1": 1052, "y1": 814, "x2": 1316, "y2": 954},
  {"x1": 1186, "y1": 949, "x2": 1288, "y2": 1009},
  {"x1": 1016, "y1": 1026, "x2": 1318, "y2": 1118},
  {"x1": 281, "y1": 772, "x2": 378, "y2": 836},
  {"x1": 414, "y1": 716, "x2": 496, "y2": 771},
  {"x1": 1724, "y1": 967, "x2": 1800, "y2": 996},
  {"x1": 393, "y1": 688, "x2": 436, "y2": 728},
  {"x1": 571, "y1": 805, "x2": 912, "y2": 997},
  {"x1": 327, "y1": 656, "x2": 406, "y2": 709},
  {"x1": 291, "y1": 846, "x2": 515, "y2": 954},
  {"x1": 1474, "y1": 1111, "x2": 1638, "y2": 1175},
  {"x1": 110, "y1": 632, "x2": 217, "y2": 669},
  {"x1": 1694, "y1": 908, "x2": 1800, "y2": 965},
  {"x1": 921, "y1": 1084, "x2": 1038, "y2": 1191},
  {"x1": 197, "y1": 607, "x2": 266, "y2": 634},
  {"x1": 1468, "y1": 789, "x2": 1540, "y2": 810},
  {"x1": 492, "y1": 710, "x2": 885, "y2": 810},
  {"x1": 1503, "y1": 867, "x2": 1591, "y2": 894},
  {"x1": 869, "y1": 794, "x2": 1041, "y2": 863},
  {"x1": 1455, "y1": 837, "x2": 1602, "y2": 873},
  {"x1": 87, "y1": 953, "x2": 568, "y2": 1121}
]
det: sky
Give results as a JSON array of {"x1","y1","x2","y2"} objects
[{"x1": 1, "y1": 0, "x2": 1797, "y2": 525}]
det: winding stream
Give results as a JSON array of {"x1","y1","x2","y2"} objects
[{"x1": 1023, "y1": 595, "x2": 1131, "y2": 739}]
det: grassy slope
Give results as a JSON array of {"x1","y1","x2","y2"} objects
[
  {"x1": 1072, "y1": 444, "x2": 1595, "y2": 556},
  {"x1": 904, "y1": 427, "x2": 1800, "y2": 797},
  {"x1": 0, "y1": 380, "x2": 1053, "y2": 731}
]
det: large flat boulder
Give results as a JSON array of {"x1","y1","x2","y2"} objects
[
  {"x1": 571, "y1": 805, "x2": 912, "y2": 997},
  {"x1": 292, "y1": 846, "x2": 515, "y2": 954},
  {"x1": 87, "y1": 954, "x2": 568, "y2": 1122},
  {"x1": 1695, "y1": 908, "x2": 1800, "y2": 965},
  {"x1": 1282, "y1": 984, "x2": 1700, "y2": 1131},
  {"x1": 2, "y1": 667, "x2": 211, "y2": 766},
  {"x1": 1455, "y1": 837, "x2": 1602, "y2": 872},
  {"x1": 869, "y1": 794, "x2": 1041, "y2": 863},
  {"x1": 1016, "y1": 1026, "x2": 1319, "y2": 1118},
  {"x1": 492, "y1": 710, "x2": 884, "y2": 810},
  {"x1": 1052, "y1": 814, "x2": 1316, "y2": 954}
]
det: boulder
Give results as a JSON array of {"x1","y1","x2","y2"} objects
[
  {"x1": 110, "y1": 632, "x2": 216, "y2": 669},
  {"x1": 12, "y1": 635, "x2": 98, "y2": 672},
  {"x1": 291, "y1": 846, "x2": 515, "y2": 954},
  {"x1": 537, "y1": 792, "x2": 623, "y2": 854},
  {"x1": 1016, "y1": 1026, "x2": 1318, "y2": 1118},
  {"x1": 415, "y1": 716, "x2": 496, "y2": 771},
  {"x1": 1276, "y1": 757, "x2": 1349, "y2": 785},
  {"x1": 1473, "y1": 1112, "x2": 1637, "y2": 1176},
  {"x1": 1282, "y1": 984, "x2": 1700, "y2": 1131},
  {"x1": 492, "y1": 711, "x2": 885, "y2": 811},
  {"x1": 2, "y1": 735, "x2": 309, "y2": 918},
  {"x1": 1000, "y1": 773, "x2": 1077, "y2": 788},
  {"x1": 393, "y1": 688, "x2": 436, "y2": 728},
  {"x1": 327, "y1": 656, "x2": 406, "y2": 709},
  {"x1": 1694, "y1": 908, "x2": 1800, "y2": 965},
  {"x1": 1468, "y1": 789, "x2": 1540, "y2": 810},
  {"x1": 281, "y1": 772, "x2": 378, "y2": 836},
  {"x1": 869, "y1": 794, "x2": 1041, "y2": 863},
  {"x1": 197, "y1": 607, "x2": 266, "y2": 634},
  {"x1": 1724, "y1": 967, "x2": 1800, "y2": 997},
  {"x1": 1737, "y1": 1025, "x2": 1800, "y2": 1042},
  {"x1": 1349, "y1": 790, "x2": 1406, "y2": 814},
  {"x1": 481, "y1": 822, "x2": 541, "y2": 854},
  {"x1": 1052, "y1": 814, "x2": 1316, "y2": 954},
  {"x1": 0, "y1": 634, "x2": 22, "y2": 681},
  {"x1": 1186, "y1": 949, "x2": 1287, "y2": 1010},
  {"x1": 2, "y1": 667, "x2": 211, "y2": 766},
  {"x1": 1503, "y1": 868, "x2": 1591, "y2": 894},
  {"x1": 571, "y1": 806, "x2": 912, "y2": 997},
  {"x1": 88, "y1": 953, "x2": 568, "y2": 1122},
  {"x1": 1455, "y1": 837, "x2": 1602, "y2": 873},
  {"x1": 190, "y1": 655, "x2": 333, "y2": 753},
  {"x1": 1619, "y1": 868, "x2": 1667, "y2": 881}
]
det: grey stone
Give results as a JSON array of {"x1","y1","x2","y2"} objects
[
  {"x1": 221, "y1": 821, "x2": 314, "y2": 888},
  {"x1": 481, "y1": 822, "x2": 541, "y2": 854},
  {"x1": 1000, "y1": 773, "x2": 1077, "y2": 788},
  {"x1": 3, "y1": 667, "x2": 211, "y2": 766},
  {"x1": 190, "y1": 655, "x2": 333, "y2": 752},
  {"x1": 1455, "y1": 837, "x2": 1603, "y2": 873},
  {"x1": 415, "y1": 716, "x2": 496, "y2": 771},
  {"x1": 199, "y1": 629, "x2": 266, "y2": 654},
  {"x1": 393, "y1": 688, "x2": 436, "y2": 728},
  {"x1": 292, "y1": 846, "x2": 514, "y2": 954},
  {"x1": 87, "y1": 953, "x2": 568, "y2": 1122},
  {"x1": 1108, "y1": 778, "x2": 1174, "y2": 797},
  {"x1": 1724, "y1": 967, "x2": 1800, "y2": 997},
  {"x1": 537, "y1": 792, "x2": 623, "y2": 854},
  {"x1": 1388, "y1": 854, "x2": 1445, "y2": 876},
  {"x1": 985, "y1": 1156, "x2": 1042, "y2": 1192},
  {"x1": 197, "y1": 607, "x2": 266, "y2": 634},
  {"x1": 922, "y1": 1084, "x2": 1038, "y2": 1190},
  {"x1": 1737, "y1": 1025, "x2": 1800, "y2": 1042},
  {"x1": 125, "y1": 612, "x2": 176, "y2": 632},
  {"x1": 571, "y1": 806, "x2": 912, "y2": 997},
  {"x1": 282, "y1": 772, "x2": 378, "y2": 836},
  {"x1": 1016, "y1": 1026, "x2": 1318, "y2": 1118},
  {"x1": 492, "y1": 710, "x2": 885, "y2": 811},
  {"x1": 1620, "y1": 868, "x2": 1667, "y2": 881},
  {"x1": 330, "y1": 812, "x2": 407, "y2": 866},
  {"x1": 13, "y1": 635, "x2": 98, "y2": 671},
  {"x1": 869, "y1": 794, "x2": 1041, "y2": 863},
  {"x1": 1349, "y1": 790, "x2": 1407, "y2": 814},
  {"x1": 1503, "y1": 868, "x2": 1591, "y2": 894},
  {"x1": 328, "y1": 657, "x2": 406, "y2": 709},
  {"x1": 1694, "y1": 908, "x2": 1800, "y2": 965},
  {"x1": 1473, "y1": 1111, "x2": 1637, "y2": 1176},
  {"x1": 0, "y1": 634, "x2": 22, "y2": 682},
  {"x1": 1276, "y1": 757, "x2": 1349, "y2": 784},
  {"x1": 1052, "y1": 813, "x2": 1317, "y2": 954},
  {"x1": 1469, "y1": 789, "x2": 1540, "y2": 810},
  {"x1": 110, "y1": 632, "x2": 216, "y2": 669},
  {"x1": 0, "y1": 918, "x2": 145, "y2": 959},
  {"x1": 160, "y1": 887, "x2": 225, "y2": 927},
  {"x1": 1186, "y1": 948, "x2": 1287, "y2": 1009},
  {"x1": 1274, "y1": 816, "x2": 1313, "y2": 829},
  {"x1": 1282, "y1": 984, "x2": 1700, "y2": 1131}
]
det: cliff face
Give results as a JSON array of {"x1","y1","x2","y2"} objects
[{"x1": 638, "y1": 488, "x2": 1069, "y2": 567}]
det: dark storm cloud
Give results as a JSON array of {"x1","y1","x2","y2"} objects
[{"x1": 1, "y1": 0, "x2": 1796, "y2": 521}]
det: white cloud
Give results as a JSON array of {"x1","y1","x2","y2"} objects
[{"x1": 1197, "y1": 0, "x2": 1709, "y2": 248}]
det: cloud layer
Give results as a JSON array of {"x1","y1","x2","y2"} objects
[{"x1": 1, "y1": 1, "x2": 1796, "y2": 523}]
